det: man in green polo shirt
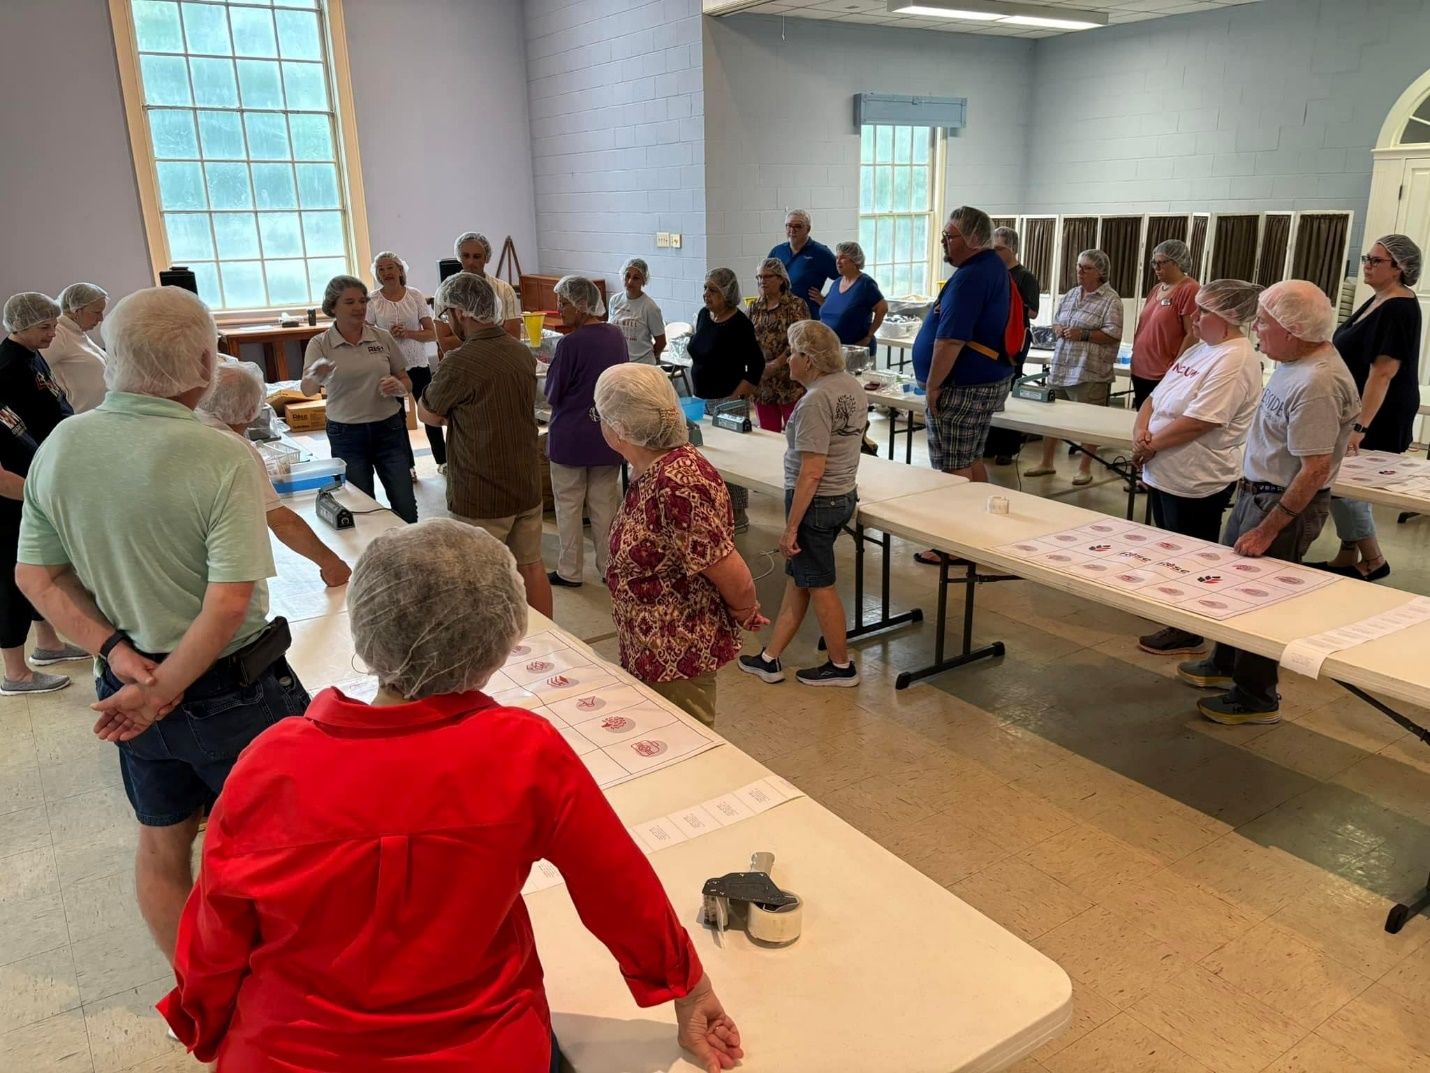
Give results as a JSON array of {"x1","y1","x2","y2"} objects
[{"x1": 16, "y1": 286, "x2": 311, "y2": 965}]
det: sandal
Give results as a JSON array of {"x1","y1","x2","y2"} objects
[
  {"x1": 1071, "y1": 472, "x2": 1093, "y2": 486},
  {"x1": 914, "y1": 550, "x2": 969, "y2": 567},
  {"x1": 1024, "y1": 466, "x2": 1056, "y2": 477}
]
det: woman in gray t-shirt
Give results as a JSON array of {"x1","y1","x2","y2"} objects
[{"x1": 738, "y1": 321, "x2": 867, "y2": 689}]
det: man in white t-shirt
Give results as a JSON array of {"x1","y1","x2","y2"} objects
[{"x1": 607, "y1": 257, "x2": 667, "y2": 364}]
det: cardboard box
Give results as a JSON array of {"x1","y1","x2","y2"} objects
[
  {"x1": 265, "y1": 389, "x2": 310, "y2": 416},
  {"x1": 285, "y1": 399, "x2": 327, "y2": 432}
]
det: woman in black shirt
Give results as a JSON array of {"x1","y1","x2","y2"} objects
[
  {"x1": 1309, "y1": 234, "x2": 1423, "y2": 581},
  {"x1": 0, "y1": 293, "x2": 81, "y2": 693}
]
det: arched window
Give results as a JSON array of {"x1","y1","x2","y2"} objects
[{"x1": 1398, "y1": 92, "x2": 1430, "y2": 146}]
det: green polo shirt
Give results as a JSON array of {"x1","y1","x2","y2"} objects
[{"x1": 18, "y1": 392, "x2": 274, "y2": 656}]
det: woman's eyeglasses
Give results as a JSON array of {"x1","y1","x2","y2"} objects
[{"x1": 1361, "y1": 254, "x2": 1392, "y2": 267}]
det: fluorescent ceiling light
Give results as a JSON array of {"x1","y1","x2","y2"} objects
[
  {"x1": 890, "y1": 5, "x2": 1003, "y2": 17},
  {"x1": 886, "y1": 0, "x2": 1108, "y2": 30},
  {"x1": 1001, "y1": 13, "x2": 1103, "y2": 28}
]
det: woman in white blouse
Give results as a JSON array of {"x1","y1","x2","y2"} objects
[
  {"x1": 41, "y1": 282, "x2": 108, "y2": 412},
  {"x1": 368, "y1": 251, "x2": 442, "y2": 475}
]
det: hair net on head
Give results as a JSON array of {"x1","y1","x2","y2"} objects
[
  {"x1": 199, "y1": 361, "x2": 265, "y2": 426},
  {"x1": 434, "y1": 272, "x2": 497, "y2": 324},
  {"x1": 1196, "y1": 279, "x2": 1262, "y2": 327},
  {"x1": 593, "y1": 363, "x2": 688, "y2": 450},
  {"x1": 992, "y1": 227, "x2": 1020, "y2": 255},
  {"x1": 950, "y1": 206, "x2": 993, "y2": 248},
  {"x1": 1259, "y1": 280, "x2": 1337, "y2": 343},
  {"x1": 834, "y1": 242, "x2": 866, "y2": 270},
  {"x1": 58, "y1": 282, "x2": 107, "y2": 314},
  {"x1": 785, "y1": 209, "x2": 812, "y2": 229},
  {"x1": 1375, "y1": 233, "x2": 1423, "y2": 287},
  {"x1": 1078, "y1": 249, "x2": 1111, "y2": 283},
  {"x1": 621, "y1": 257, "x2": 650, "y2": 284},
  {"x1": 370, "y1": 251, "x2": 408, "y2": 286},
  {"x1": 321, "y1": 275, "x2": 367, "y2": 317},
  {"x1": 554, "y1": 275, "x2": 606, "y2": 317},
  {"x1": 758, "y1": 257, "x2": 790, "y2": 292},
  {"x1": 4, "y1": 292, "x2": 61, "y2": 334},
  {"x1": 349, "y1": 519, "x2": 528, "y2": 700},
  {"x1": 788, "y1": 320, "x2": 844, "y2": 375},
  {"x1": 102, "y1": 287, "x2": 218, "y2": 397},
  {"x1": 1153, "y1": 239, "x2": 1194, "y2": 275},
  {"x1": 454, "y1": 231, "x2": 492, "y2": 259},
  {"x1": 705, "y1": 268, "x2": 742, "y2": 310}
]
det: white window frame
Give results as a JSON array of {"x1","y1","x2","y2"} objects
[
  {"x1": 858, "y1": 125, "x2": 946, "y2": 300},
  {"x1": 108, "y1": 0, "x2": 371, "y2": 325}
]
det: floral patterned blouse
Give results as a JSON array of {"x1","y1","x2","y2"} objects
[
  {"x1": 749, "y1": 292, "x2": 809, "y2": 407},
  {"x1": 606, "y1": 444, "x2": 741, "y2": 683}
]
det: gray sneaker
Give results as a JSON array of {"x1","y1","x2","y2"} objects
[
  {"x1": 1, "y1": 672, "x2": 71, "y2": 696},
  {"x1": 29, "y1": 643, "x2": 91, "y2": 666}
]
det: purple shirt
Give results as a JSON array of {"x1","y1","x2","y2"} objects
[{"x1": 544, "y1": 322, "x2": 627, "y2": 467}]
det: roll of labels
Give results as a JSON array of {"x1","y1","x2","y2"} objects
[{"x1": 700, "y1": 851, "x2": 802, "y2": 946}]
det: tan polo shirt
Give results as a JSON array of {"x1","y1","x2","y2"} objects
[{"x1": 301, "y1": 324, "x2": 404, "y2": 425}]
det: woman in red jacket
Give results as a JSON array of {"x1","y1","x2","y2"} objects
[{"x1": 159, "y1": 519, "x2": 742, "y2": 1073}]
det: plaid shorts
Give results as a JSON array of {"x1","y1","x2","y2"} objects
[{"x1": 926, "y1": 378, "x2": 1013, "y2": 473}]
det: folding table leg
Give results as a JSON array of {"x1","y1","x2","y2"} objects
[
  {"x1": 894, "y1": 561, "x2": 1009, "y2": 689},
  {"x1": 823, "y1": 524, "x2": 923, "y2": 649}
]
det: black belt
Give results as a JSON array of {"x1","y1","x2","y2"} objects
[
  {"x1": 119, "y1": 617, "x2": 292, "y2": 689},
  {"x1": 1238, "y1": 479, "x2": 1285, "y2": 494}
]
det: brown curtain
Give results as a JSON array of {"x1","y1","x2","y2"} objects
[
  {"x1": 991, "y1": 216, "x2": 1015, "y2": 231},
  {"x1": 1209, "y1": 215, "x2": 1260, "y2": 280},
  {"x1": 1256, "y1": 214, "x2": 1292, "y2": 287},
  {"x1": 1188, "y1": 215, "x2": 1210, "y2": 281},
  {"x1": 1099, "y1": 217, "x2": 1142, "y2": 299},
  {"x1": 1143, "y1": 215, "x2": 1189, "y2": 295},
  {"x1": 1023, "y1": 218, "x2": 1055, "y2": 292},
  {"x1": 1290, "y1": 212, "x2": 1352, "y2": 303},
  {"x1": 1059, "y1": 217, "x2": 1098, "y2": 292}
]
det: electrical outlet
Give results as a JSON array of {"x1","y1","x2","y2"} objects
[
  {"x1": 670, "y1": 232, "x2": 682, "y2": 249},
  {"x1": 656, "y1": 232, "x2": 670, "y2": 248}
]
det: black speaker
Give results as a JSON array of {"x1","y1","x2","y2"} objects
[
  {"x1": 438, "y1": 258, "x2": 462, "y2": 282},
  {"x1": 160, "y1": 266, "x2": 199, "y2": 294}
]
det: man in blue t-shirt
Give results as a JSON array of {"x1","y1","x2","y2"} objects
[{"x1": 770, "y1": 209, "x2": 839, "y2": 318}]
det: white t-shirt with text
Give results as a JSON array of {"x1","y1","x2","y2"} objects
[{"x1": 608, "y1": 291, "x2": 666, "y2": 363}]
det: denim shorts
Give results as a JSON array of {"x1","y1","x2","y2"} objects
[
  {"x1": 784, "y1": 488, "x2": 857, "y2": 589},
  {"x1": 104, "y1": 656, "x2": 310, "y2": 827}
]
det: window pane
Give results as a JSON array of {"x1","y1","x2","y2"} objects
[
  {"x1": 875, "y1": 218, "x2": 893, "y2": 264},
  {"x1": 230, "y1": 7, "x2": 278, "y2": 57},
  {"x1": 265, "y1": 259, "x2": 311, "y2": 305},
  {"x1": 197, "y1": 110, "x2": 246, "y2": 159},
  {"x1": 275, "y1": 0, "x2": 319, "y2": 8},
  {"x1": 252, "y1": 164, "x2": 298, "y2": 208},
  {"x1": 259, "y1": 212, "x2": 304, "y2": 257},
  {"x1": 237, "y1": 59, "x2": 284, "y2": 108},
  {"x1": 874, "y1": 166, "x2": 892, "y2": 213},
  {"x1": 870, "y1": 264, "x2": 890, "y2": 292},
  {"x1": 301, "y1": 211, "x2": 344, "y2": 256},
  {"x1": 894, "y1": 126, "x2": 912, "y2": 164},
  {"x1": 213, "y1": 212, "x2": 261, "y2": 258},
  {"x1": 190, "y1": 57, "x2": 239, "y2": 107},
  {"x1": 859, "y1": 167, "x2": 873, "y2": 213},
  {"x1": 275, "y1": 9, "x2": 322, "y2": 60},
  {"x1": 893, "y1": 263, "x2": 912, "y2": 298},
  {"x1": 140, "y1": 55, "x2": 192, "y2": 105},
  {"x1": 282, "y1": 61, "x2": 328, "y2": 110},
  {"x1": 205, "y1": 162, "x2": 253, "y2": 209},
  {"x1": 295, "y1": 163, "x2": 339, "y2": 208},
  {"x1": 912, "y1": 166, "x2": 929, "y2": 212},
  {"x1": 181, "y1": 2, "x2": 231, "y2": 54},
  {"x1": 220, "y1": 261, "x2": 267, "y2": 308},
  {"x1": 157, "y1": 162, "x2": 208, "y2": 210},
  {"x1": 191, "y1": 262, "x2": 222, "y2": 306},
  {"x1": 893, "y1": 167, "x2": 911, "y2": 212},
  {"x1": 912, "y1": 215, "x2": 930, "y2": 262},
  {"x1": 860, "y1": 126, "x2": 874, "y2": 165},
  {"x1": 895, "y1": 216, "x2": 913, "y2": 263},
  {"x1": 149, "y1": 109, "x2": 199, "y2": 158},
  {"x1": 244, "y1": 113, "x2": 290, "y2": 159},
  {"x1": 134, "y1": 1, "x2": 184, "y2": 52},
  {"x1": 859, "y1": 216, "x2": 875, "y2": 254},
  {"x1": 913, "y1": 128, "x2": 930, "y2": 165},
  {"x1": 874, "y1": 125, "x2": 892, "y2": 164},
  {"x1": 164, "y1": 213, "x2": 214, "y2": 259},
  {"x1": 1402, "y1": 118, "x2": 1430, "y2": 145},
  {"x1": 307, "y1": 257, "x2": 348, "y2": 301},
  {"x1": 288, "y1": 114, "x2": 334, "y2": 160}
]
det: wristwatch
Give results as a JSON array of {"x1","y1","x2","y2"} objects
[
  {"x1": 99, "y1": 630, "x2": 132, "y2": 662},
  {"x1": 1353, "y1": 422, "x2": 1368, "y2": 434}
]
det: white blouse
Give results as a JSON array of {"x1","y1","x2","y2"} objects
[
  {"x1": 42, "y1": 315, "x2": 107, "y2": 412},
  {"x1": 366, "y1": 286, "x2": 431, "y2": 370}
]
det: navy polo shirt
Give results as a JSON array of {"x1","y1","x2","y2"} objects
[
  {"x1": 770, "y1": 239, "x2": 839, "y2": 318},
  {"x1": 911, "y1": 249, "x2": 1012, "y2": 386}
]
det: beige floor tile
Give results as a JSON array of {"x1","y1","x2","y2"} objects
[
  {"x1": 0, "y1": 1008, "x2": 92, "y2": 1072},
  {"x1": 116, "y1": 1050, "x2": 209, "y2": 1072},
  {"x1": 941, "y1": 779, "x2": 1078, "y2": 853},
  {"x1": 1096, "y1": 868, "x2": 1262, "y2": 961},
  {"x1": 0, "y1": 801, "x2": 52, "y2": 860},
  {"x1": 1261, "y1": 1033, "x2": 1370, "y2": 1073},
  {"x1": 1006, "y1": 1058, "x2": 1050, "y2": 1073},
  {"x1": 944, "y1": 723, "x2": 1072, "y2": 783},
  {"x1": 0, "y1": 761, "x2": 44, "y2": 819},
  {"x1": 884, "y1": 809, "x2": 1009, "y2": 887},
  {"x1": 1011, "y1": 757, "x2": 1148, "y2": 823},
  {"x1": 1034, "y1": 981, "x2": 1119, "y2": 1058},
  {"x1": 53, "y1": 827, "x2": 139, "y2": 889},
  {"x1": 1017, "y1": 823, "x2": 1162, "y2": 900},
  {"x1": 1293, "y1": 698, "x2": 1415, "y2": 753},
  {"x1": 1377, "y1": 733, "x2": 1430, "y2": 777},
  {"x1": 39, "y1": 750, "x2": 123, "y2": 805},
  {"x1": 952, "y1": 857, "x2": 1093, "y2": 942},
  {"x1": 62, "y1": 871, "x2": 143, "y2": 947},
  {"x1": 1200, "y1": 920, "x2": 1372, "y2": 1030},
  {"x1": 1316, "y1": 983, "x2": 1430, "y2": 1073},
  {"x1": 1241, "y1": 721, "x2": 1369, "y2": 781},
  {"x1": 1041, "y1": 1012, "x2": 1211, "y2": 1073},
  {"x1": 1271, "y1": 875, "x2": 1430, "y2": 979},
  {"x1": 1129, "y1": 963, "x2": 1306, "y2": 1073},
  {"x1": 0, "y1": 945, "x2": 81, "y2": 1035},
  {"x1": 818, "y1": 774, "x2": 939, "y2": 845},
  {"x1": 71, "y1": 925, "x2": 171, "y2": 1006},
  {"x1": 1379, "y1": 932, "x2": 1430, "y2": 1002},
  {"x1": 1084, "y1": 797, "x2": 1223, "y2": 867},
  {"x1": 1034, "y1": 906, "x2": 1188, "y2": 1009},
  {"x1": 0, "y1": 891, "x2": 72, "y2": 965},
  {"x1": 1170, "y1": 833, "x2": 1336, "y2": 918},
  {"x1": 46, "y1": 786, "x2": 134, "y2": 846},
  {"x1": 877, "y1": 755, "x2": 1007, "y2": 814},
  {"x1": 1332, "y1": 753, "x2": 1430, "y2": 826},
  {"x1": 0, "y1": 845, "x2": 60, "y2": 907},
  {"x1": 82, "y1": 978, "x2": 177, "y2": 1073}
]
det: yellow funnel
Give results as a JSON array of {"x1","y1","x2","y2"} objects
[{"x1": 522, "y1": 312, "x2": 545, "y2": 347}]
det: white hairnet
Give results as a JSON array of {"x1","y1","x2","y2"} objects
[
  {"x1": 434, "y1": 272, "x2": 497, "y2": 324},
  {"x1": 1259, "y1": 280, "x2": 1337, "y2": 343},
  {"x1": 621, "y1": 258, "x2": 650, "y2": 284},
  {"x1": 758, "y1": 257, "x2": 790, "y2": 292},
  {"x1": 1153, "y1": 239, "x2": 1194, "y2": 275},
  {"x1": 321, "y1": 274, "x2": 367, "y2": 317},
  {"x1": 1196, "y1": 279, "x2": 1262, "y2": 326},
  {"x1": 4, "y1": 292, "x2": 61, "y2": 334},
  {"x1": 58, "y1": 282, "x2": 107, "y2": 314},
  {"x1": 1376, "y1": 233, "x2": 1423, "y2": 287},
  {"x1": 1078, "y1": 249, "x2": 1111, "y2": 283},
  {"x1": 835, "y1": 242, "x2": 866, "y2": 270},
  {"x1": 788, "y1": 320, "x2": 844, "y2": 375},
  {"x1": 102, "y1": 287, "x2": 217, "y2": 397},
  {"x1": 554, "y1": 275, "x2": 606, "y2": 317},
  {"x1": 370, "y1": 250, "x2": 408, "y2": 286},
  {"x1": 705, "y1": 268, "x2": 742, "y2": 311},
  {"x1": 949, "y1": 206, "x2": 993, "y2": 249},
  {"x1": 992, "y1": 227, "x2": 1019, "y2": 255},
  {"x1": 454, "y1": 231, "x2": 492, "y2": 259},
  {"x1": 593, "y1": 363, "x2": 689, "y2": 450},
  {"x1": 199, "y1": 361, "x2": 265, "y2": 426},
  {"x1": 349, "y1": 519, "x2": 528, "y2": 700}
]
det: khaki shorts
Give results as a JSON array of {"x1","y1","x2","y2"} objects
[
  {"x1": 1051, "y1": 381, "x2": 1111, "y2": 406},
  {"x1": 453, "y1": 505, "x2": 545, "y2": 566}
]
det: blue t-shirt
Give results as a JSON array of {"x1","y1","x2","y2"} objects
[
  {"x1": 819, "y1": 274, "x2": 885, "y2": 348},
  {"x1": 911, "y1": 249, "x2": 1013, "y2": 386},
  {"x1": 770, "y1": 239, "x2": 839, "y2": 318}
]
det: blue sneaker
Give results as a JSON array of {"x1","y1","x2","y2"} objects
[{"x1": 795, "y1": 660, "x2": 860, "y2": 688}]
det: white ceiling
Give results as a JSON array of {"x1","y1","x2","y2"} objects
[{"x1": 703, "y1": 0, "x2": 1263, "y2": 38}]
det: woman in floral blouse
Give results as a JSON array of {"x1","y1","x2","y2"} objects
[
  {"x1": 748, "y1": 258, "x2": 810, "y2": 432},
  {"x1": 595, "y1": 363, "x2": 767, "y2": 727}
]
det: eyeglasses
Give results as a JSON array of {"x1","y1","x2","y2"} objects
[
  {"x1": 755, "y1": 274, "x2": 777, "y2": 282},
  {"x1": 941, "y1": 231, "x2": 962, "y2": 244},
  {"x1": 1361, "y1": 255, "x2": 1392, "y2": 267},
  {"x1": 587, "y1": 406, "x2": 601, "y2": 424},
  {"x1": 1150, "y1": 258, "x2": 1173, "y2": 268}
]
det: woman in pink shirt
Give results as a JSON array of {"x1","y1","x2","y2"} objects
[{"x1": 1131, "y1": 239, "x2": 1200, "y2": 408}]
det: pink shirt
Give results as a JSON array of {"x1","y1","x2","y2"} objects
[{"x1": 1132, "y1": 278, "x2": 1199, "y2": 381}]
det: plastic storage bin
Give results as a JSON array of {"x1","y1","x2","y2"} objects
[{"x1": 271, "y1": 458, "x2": 347, "y2": 496}]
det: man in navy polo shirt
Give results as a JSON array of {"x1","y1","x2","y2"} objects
[{"x1": 770, "y1": 209, "x2": 839, "y2": 318}]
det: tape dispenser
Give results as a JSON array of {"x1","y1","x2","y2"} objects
[{"x1": 701, "y1": 851, "x2": 802, "y2": 945}]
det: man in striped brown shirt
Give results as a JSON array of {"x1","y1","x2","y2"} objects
[{"x1": 419, "y1": 272, "x2": 552, "y2": 616}]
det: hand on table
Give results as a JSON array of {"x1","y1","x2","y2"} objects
[
  {"x1": 1347, "y1": 430, "x2": 1365, "y2": 455},
  {"x1": 320, "y1": 558, "x2": 352, "y2": 587},
  {"x1": 675, "y1": 977, "x2": 743, "y2": 1073},
  {"x1": 378, "y1": 375, "x2": 406, "y2": 397},
  {"x1": 1233, "y1": 523, "x2": 1277, "y2": 558}
]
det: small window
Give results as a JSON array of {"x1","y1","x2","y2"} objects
[{"x1": 858, "y1": 125, "x2": 941, "y2": 298}]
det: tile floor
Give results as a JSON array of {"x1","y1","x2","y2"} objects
[{"x1": 7, "y1": 416, "x2": 1430, "y2": 1071}]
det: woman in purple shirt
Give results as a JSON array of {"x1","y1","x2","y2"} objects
[{"x1": 545, "y1": 277, "x2": 628, "y2": 589}]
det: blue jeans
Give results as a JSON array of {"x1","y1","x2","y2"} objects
[
  {"x1": 1329, "y1": 496, "x2": 1376, "y2": 542},
  {"x1": 104, "y1": 656, "x2": 310, "y2": 826},
  {"x1": 783, "y1": 488, "x2": 857, "y2": 588},
  {"x1": 326, "y1": 410, "x2": 418, "y2": 523}
]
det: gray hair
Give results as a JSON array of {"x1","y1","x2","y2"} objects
[
  {"x1": 1153, "y1": 239, "x2": 1194, "y2": 275},
  {"x1": 102, "y1": 287, "x2": 217, "y2": 397},
  {"x1": 1196, "y1": 279, "x2": 1263, "y2": 327},
  {"x1": 1375, "y1": 233, "x2": 1423, "y2": 287},
  {"x1": 1078, "y1": 249, "x2": 1111, "y2": 284},
  {"x1": 621, "y1": 257, "x2": 650, "y2": 284},
  {"x1": 434, "y1": 272, "x2": 497, "y2": 325},
  {"x1": 453, "y1": 231, "x2": 492, "y2": 259},
  {"x1": 370, "y1": 250, "x2": 408, "y2": 287},
  {"x1": 835, "y1": 241, "x2": 866, "y2": 270},
  {"x1": 992, "y1": 227, "x2": 1020, "y2": 255},
  {"x1": 554, "y1": 275, "x2": 606, "y2": 317},
  {"x1": 788, "y1": 320, "x2": 844, "y2": 376},
  {"x1": 950, "y1": 206, "x2": 993, "y2": 249},
  {"x1": 3, "y1": 292, "x2": 61, "y2": 334},
  {"x1": 321, "y1": 275, "x2": 367, "y2": 318},
  {"x1": 758, "y1": 257, "x2": 790, "y2": 293},
  {"x1": 593, "y1": 363, "x2": 689, "y2": 450},
  {"x1": 58, "y1": 282, "x2": 108, "y2": 315},
  {"x1": 785, "y1": 209, "x2": 812, "y2": 229},
  {"x1": 200, "y1": 361, "x2": 266, "y2": 426},
  {"x1": 705, "y1": 267, "x2": 742, "y2": 311}
]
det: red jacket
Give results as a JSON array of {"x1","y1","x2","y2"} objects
[{"x1": 159, "y1": 687, "x2": 703, "y2": 1071}]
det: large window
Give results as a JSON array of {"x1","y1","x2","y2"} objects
[
  {"x1": 858, "y1": 125, "x2": 941, "y2": 299},
  {"x1": 111, "y1": 0, "x2": 368, "y2": 315}
]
